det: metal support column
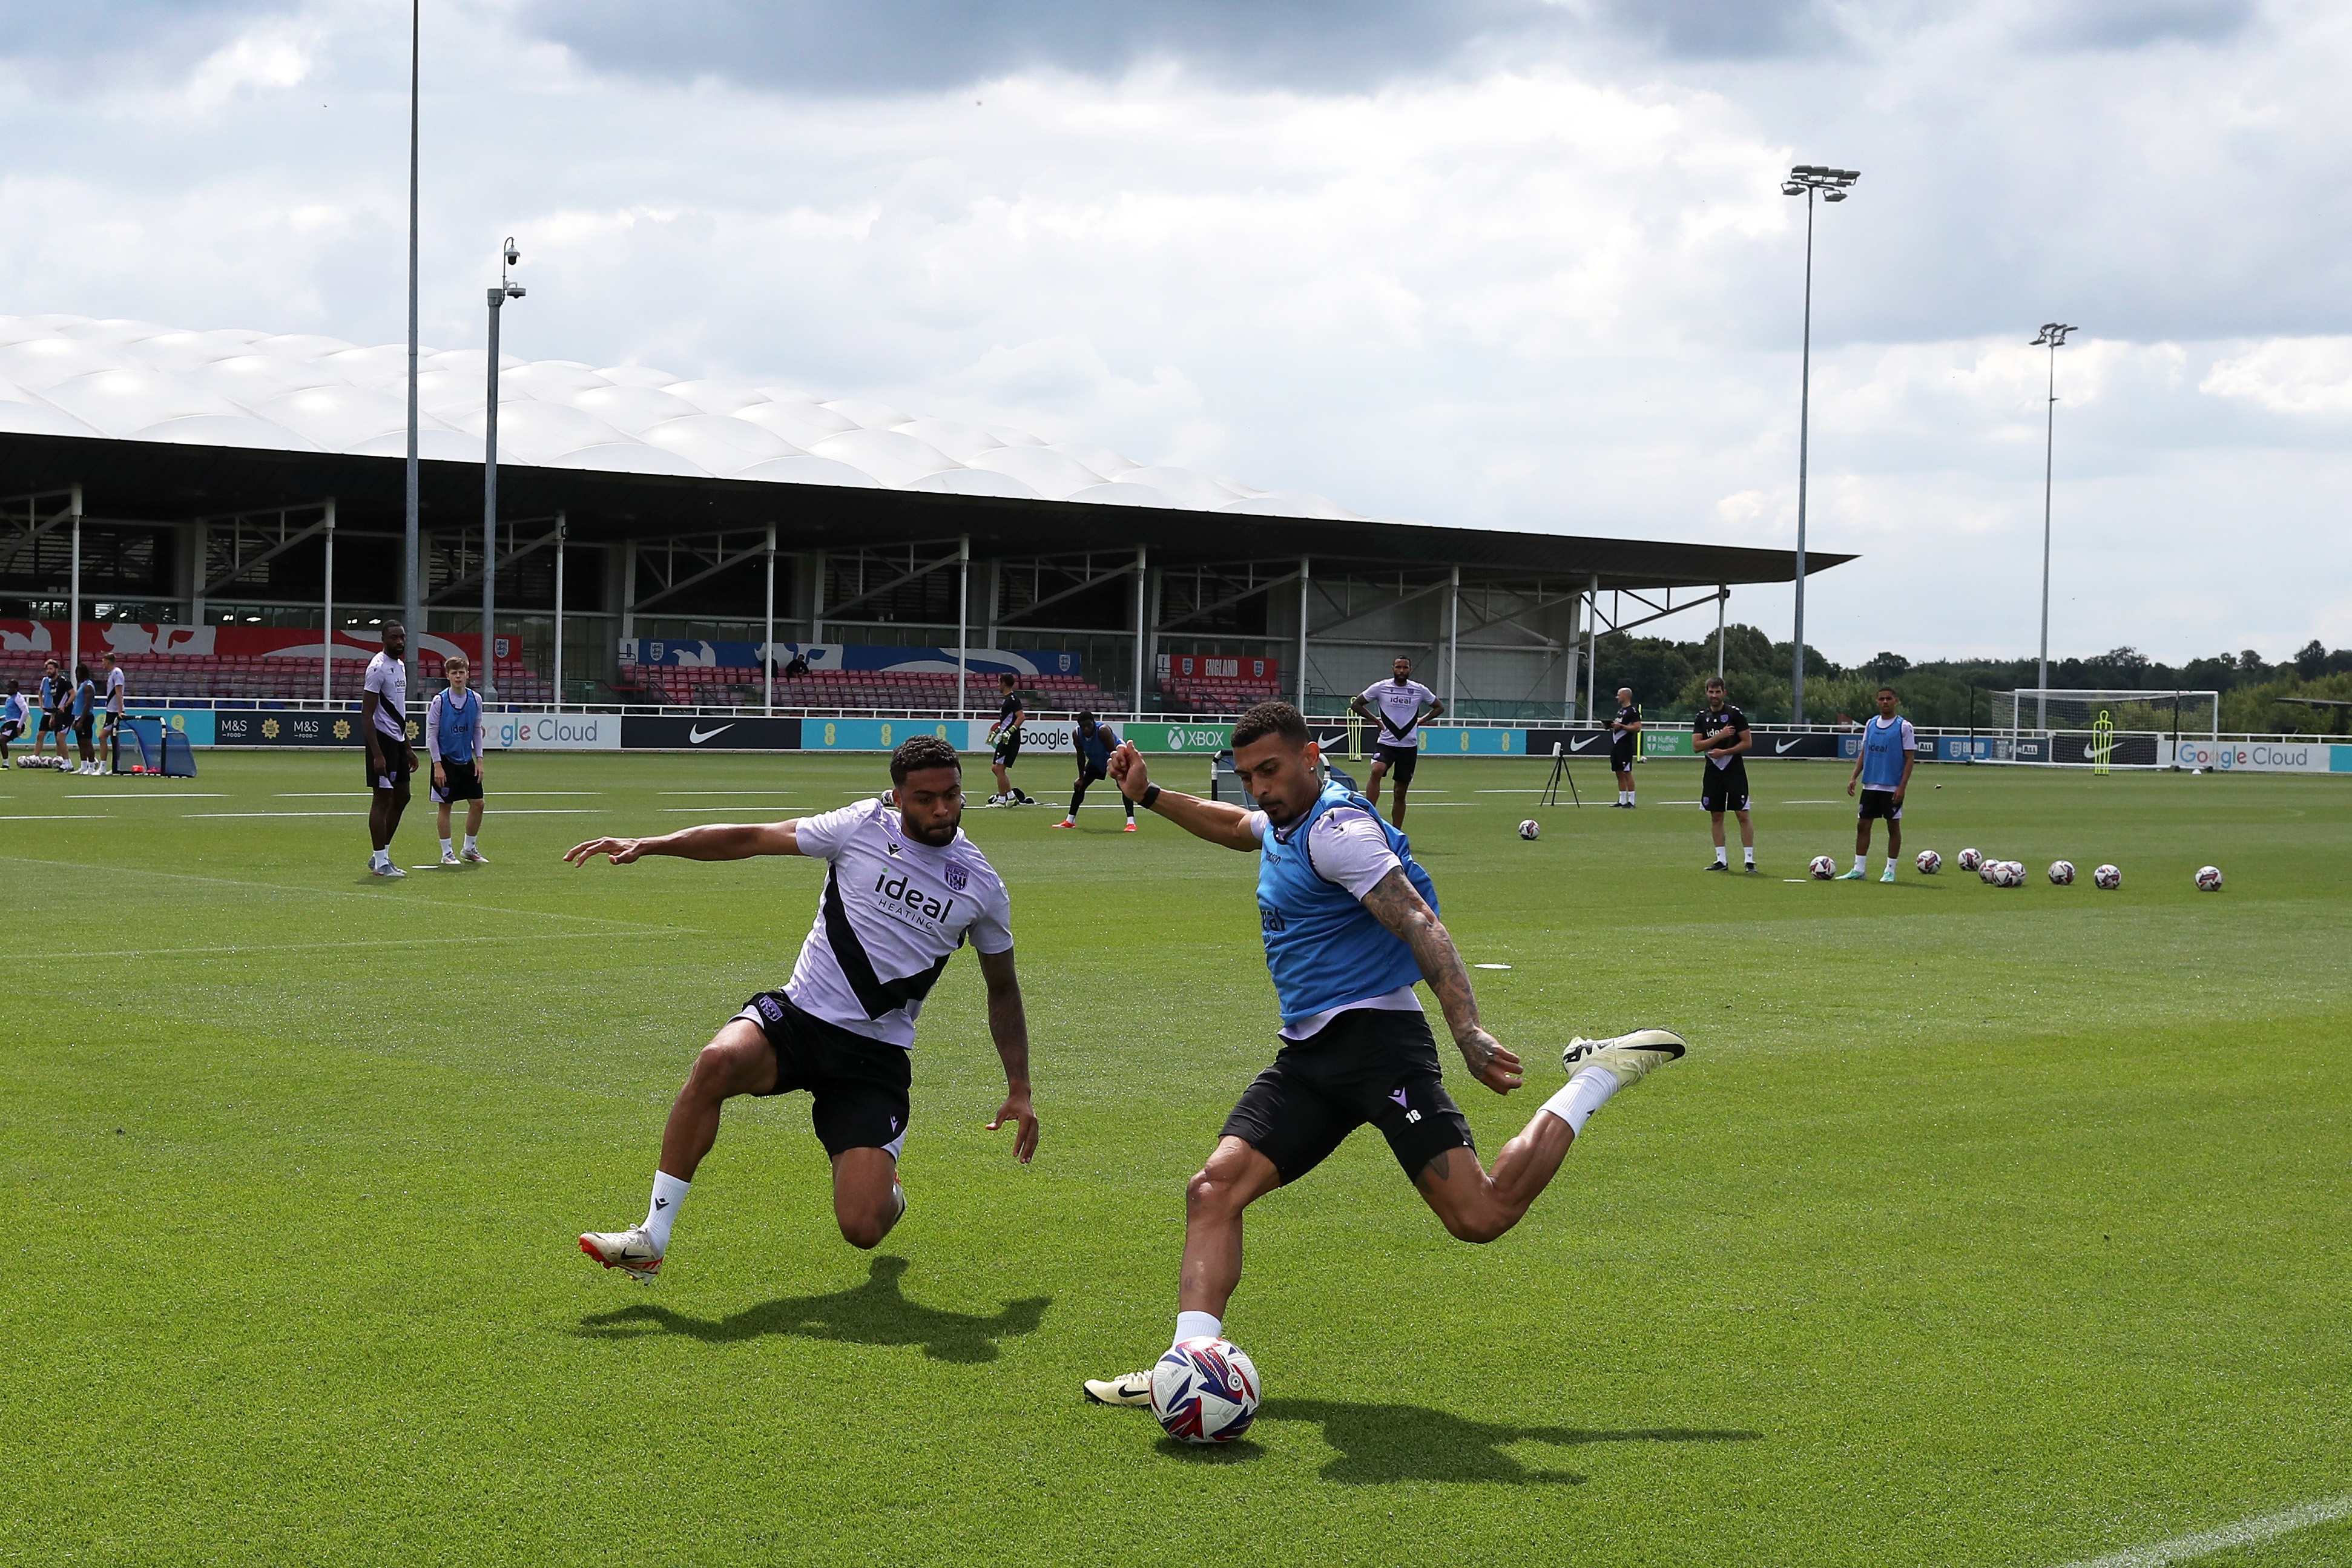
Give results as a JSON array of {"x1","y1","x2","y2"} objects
[
  {"x1": 1584, "y1": 573, "x2": 1600, "y2": 722},
  {"x1": 552, "y1": 512, "x2": 567, "y2": 708},
  {"x1": 68, "y1": 488, "x2": 82, "y2": 680},
  {"x1": 811, "y1": 550, "x2": 825, "y2": 644},
  {"x1": 763, "y1": 524, "x2": 777, "y2": 716},
  {"x1": 1446, "y1": 565, "x2": 1461, "y2": 711},
  {"x1": 321, "y1": 499, "x2": 337, "y2": 702},
  {"x1": 1296, "y1": 556, "x2": 1311, "y2": 709},
  {"x1": 955, "y1": 536, "x2": 970, "y2": 719},
  {"x1": 1130, "y1": 545, "x2": 1147, "y2": 720},
  {"x1": 620, "y1": 546, "x2": 636, "y2": 644},
  {"x1": 1716, "y1": 585, "x2": 1727, "y2": 679}
]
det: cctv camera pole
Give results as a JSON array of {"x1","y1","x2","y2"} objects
[
  {"x1": 1780, "y1": 165, "x2": 1857, "y2": 726},
  {"x1": 482, "y1": 240, "x2": 524, "y2": 701},
  {"x1": 2031, "y1": 322, "x2": 2076, "y2": 733}
]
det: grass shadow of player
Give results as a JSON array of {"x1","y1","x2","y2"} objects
[
  {"x1": 574, "y1": 1255, "x2": 1049, "y2": 1364},
  {"x1": 1258, "y1": 1398, "x2": 1762, "y2": 1485}
]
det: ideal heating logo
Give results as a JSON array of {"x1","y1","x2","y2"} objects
[{"x1": 872, "y1": 870, "x2": 957, "y2": 927}]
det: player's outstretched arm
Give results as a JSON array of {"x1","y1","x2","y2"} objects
[
  {"x1": 975, "y1": 947, "x2": 1039, "y2": 1164},
  {"x1": 1358, "y1": 869, "x2": 1521, "y2": 1096},
  {"x1": 564, "y1": 820, "x2": 805, "y2": 866},
  {"x1": 1107, "y1": 742, "x2": 1259, "y2": 851}
]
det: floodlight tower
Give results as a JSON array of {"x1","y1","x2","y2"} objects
[
  {"x1": 1781, "y1": 163, "x2": 1859, "y2": 725},
  {"x1": 2030, "y1": 321, "x2": 2076, "y2": 733},
  {"x1": 482, "y1": 239, "x2": 525, "y2": 700}
]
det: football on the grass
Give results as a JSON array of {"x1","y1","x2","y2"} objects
[
  {"x1": 1957, "y1": 848, "x2": 1983, "y2": 872},
  {"x1": 1916, "y1": 849, "x2": 1942, "y2": 874},
  {"x1": 2196, "y1": 865, "x2": 2224, "y2": 891},
  {"x1": 1517, "y1": 819, "x2": 1540, "y2": 840},
  {"x1": 1151, "y1": 1337, "x2": 1260, "y2": 1444},
  {"x1": 2093, "y1": 863, "x2": 2121, "y2": 890},
  {"x1": 2048, "y1": 860, "x2": 2075, "y2": 885},
  {"x1": 1808, "y1": 855, "x2": 1836, "y2": 879}
]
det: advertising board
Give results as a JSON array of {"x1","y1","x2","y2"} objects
[
  {"x1": 2167, "y1": 739, "x2": 2349, "y2": 774},
  {"x1": 214, "y1": 711, "x2": 378, "y2": 747},
  {"x1": 487, "y1": 713, "x2": 622, "y2": 751},
  {"x1": 1526, "y1": 728, "x2": 1621, "y2": 759},
  {"x1": 1414, "y1": 727, "x2": 1523, "y2": 756},
  {"x1": 622, "y1": 716, "x2": 804, "y2": 751},
  {"x1": 1124, "y1": 722, "x2": 1234, "y2": 754}
]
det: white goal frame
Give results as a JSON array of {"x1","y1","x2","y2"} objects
[{"x1": 1987, "y1": 688, "x2": 2220, "y2": 769}]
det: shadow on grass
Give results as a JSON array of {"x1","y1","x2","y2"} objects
[
  {"x1": 1256, "y1": 1398, "x2": 1762, "y2": 1484},
  {"x1": 574, "y1": 1255, "x2": 1049, "y2": 1363}
]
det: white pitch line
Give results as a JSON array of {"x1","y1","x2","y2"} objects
[
  {"x1": 276, "y1": 792, "x2": 370, "y2": 797},
  {"x1": 186, "y1": 811, "x2": 364, "y2": 817},
  {"x1": 12, "y1": 931, "x2": 650, "y2": 961},
  {"x1": 2050, "y1": 1491, "x2": 2352, "y2": 1568},
  {"x1": 65, "y1": 792, "x2": 228, "y2": 799},
  {"x1": 658, "y1": 791, "x2": 800, "y2": 796},
  {"x1": 0, "y1": 813, "x2": 113, "y2": 820}
]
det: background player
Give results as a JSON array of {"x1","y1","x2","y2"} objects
[
  {"x1": 1694, "y1": 676, "x2": 1756, "y2": 872},
  {"x1": 33, "y1": 657, "x2": 70, "y2": 768},
  {"x1": 986, "y1": 671, "x2": 1036, "y2": 806},
  {"x1": 1055, "y1": 709, "x2": 1136, "y2": 832},
  {"x1": 1609, "y1": 686, "x2": 1641, "y2": 807},
  {"x1": 427, "y1": 653, "x2": 490, "y2": 867},
  {"x1": 1842, "y1": 685, "x2": 1916, "y2": 881},
  {"x1": 69, "y1": 663, "x2": 97, "y2": 775},
  {"x1": 567, "y1": 736, "x2": 1039, "y2": 1280},
  {"x1": 1348, "y1": 656, "x2": 1442, "y2": 825},
  {"x1": 97, "y1": 653, "x2": 126, "y2": 775},
  {"x1": 361, "y1": 624, "x2": 415, "y2": 878},
  {"x1": 1, "y1": 680, "x2": 25, "y2": 763},
  {"x1": 1081, "y1": 702, "x2": 1683, "y2": 1408}
]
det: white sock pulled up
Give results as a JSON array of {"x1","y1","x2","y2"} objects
[
  {"x1": 464, "y1": 833, "x2": 478, "y2": 852},
  {"x1": 1540, "y1": 1066, "x2": 1622, "y2": 1138},
  {"x1": 1173, "y1": 1310, "x2": 1222, "y2": 1346},
  {"x1": 643, "y1": 1170, "x2": 691, "y2": 1252}
]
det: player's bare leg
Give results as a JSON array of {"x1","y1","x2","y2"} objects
[
  {"x1": 1389, "y1": 782, "x2": 1411, "y2": 826},
  {"x1": 1364, "y1": 756, "x2": 1388, "y2": 812},
  {"x1": 1177, "y1": 1136, "x2": 1283, "y2": 1318},
  {"x1": 656, "y1": 1018, "x2": 779, "y2": 1179},
  {"x1": 831, "y1": 1147, "x2": 906, "y2": 1250}
]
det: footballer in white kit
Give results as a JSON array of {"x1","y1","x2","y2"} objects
[
  {"x1": 567, "y1": 736, "x2": 1039, "y2": 1279},
  {"x1": 1347, "y1": 656, "x2": 1444, "y2": 825}
]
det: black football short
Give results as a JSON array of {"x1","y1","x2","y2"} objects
[
  {"x1": 736, "y1": 990, "x2": 913, "y2": 1159},
  {"x1": 0, "y1": 719, "x2": 20, "y2": 742},
  {"x1": 1699, "y1": 762, "x2": 1750, "y2": 814},
  {"x1": 1221, "y1": 1006, "x2": 1472, "y2": 1185},
  {"x1": 992, "y1": 731, "x2": 1022, "y2": 767},
  {"x1": 366, "y1": 737, "x2": 413, "y2": 792},
  {"x1": 1371, "y1": 742, "x2": 1420, "y2": 788},
  {"x1": 1610, "y1": 740, "x2": 1636, "y2": 771},
  {"x1": 432, "y1": 759, "x2": 484, "y2": 803},
  {"x1": 71, "y1": 715, "x2": 92, "y2": 745},
  {"x1": 1857, "y1": 788, "x2": 1902, "y2": 822}
]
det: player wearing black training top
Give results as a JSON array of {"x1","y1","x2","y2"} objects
[
  {"x1": 987, "y1": 673, "x2": 1036, "y2": 806},
  {"x1": 1609, "y1": 687, "x2": 1641, "y2": 808},
  {"x1": 1055, "y1": 710, "x2": 1136, "y2": 832},
  {"x1": 1693, "y1": 676, "x2": 1755, "y2": 872}
]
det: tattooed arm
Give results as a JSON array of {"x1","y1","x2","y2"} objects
[{"x1": 1359, "y1": 868, "x2": 1523, "y2": 1095}]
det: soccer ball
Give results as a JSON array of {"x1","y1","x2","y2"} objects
[
  {"x1": 1916, "y1": 849, "x2": 1942, "y2": 875},
  {"x1": 1808, "y1": 855, "x2": 1836, "y2": 879},
  {"x1": 1517, "y1": 819, "x2": 1540, "y2": 840},
  {"x1": 2048, "y1": 860, "x2": 2075, "y2": 885},
  {"x1": 1977, "y1": 858, "x2": 1999, "y2": 883},
  {"x1": 1992, "y1": 861, "x2": 2024, "y2": 888},
  {"x1": 1151, "y1": 1337, "x2": 1260, "y2": 1444},
  {"x1": 2195, "y1": 865, "x2": 2224, "y2": 891},
  {"x1": 1957, "y1": 848, "x2": 1983, "y2": 872},
  {"x1": 2092, "y1": 863, "x2": 2121, "y2": 890}
]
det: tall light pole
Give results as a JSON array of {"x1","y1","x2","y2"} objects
[
  {"x1": 483, "y1": 239, "x2": 524, "y2": 700},
  {"x1": 1780, "y1": 163, "x2": 1858, "y2": 725},
  {"x1": 403, "y1": 0, "x2": 421, "y2": 662},
  {"x1": 2030, "y1": 321, "x2": 2076, "y2": 732}
]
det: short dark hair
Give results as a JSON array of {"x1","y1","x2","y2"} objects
[
  {"x1": 890, "y1": 734, "x2": 962, "y2": 785},
  {"x1": 1877, "y1": 684, "x2": 1898, "y2": 698},
  {"x1": 998, "y1": 671, "x2": 1015, "y2": 685},
  {"x1": 1076, "y1": 709, "x2": 1096, "y2": 728},
  {"x1": 1704, "y1": 675, "x2": 1727, "y2": 690},
  {"x1": 1233, "y1": 700, "x2": 1309, "y2": 749},
  {"x1": 75, "y1": 664, "x2": 90, "y2": 680}
]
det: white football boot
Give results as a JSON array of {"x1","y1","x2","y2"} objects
[
  {"x1": 441, "y1": 848, "x2": 462, "y2": 868},
  {"x1": 1082, "y1": 1369, "x2": 1154, "y2": 1408},
  {"x1": 461, "y1": 845, "x2": 489, "y2": 863},
  {"x1": 1560, "y1": 1028, "x2": 1687, "y2": 1085},
  {"x1": 579, "y1": 1225, "x2": 662, "y2": 1282}
]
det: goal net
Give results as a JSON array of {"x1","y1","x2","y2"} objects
[{"x1": 1989, "y1": 689, "x2": 2218, "y2": 770}]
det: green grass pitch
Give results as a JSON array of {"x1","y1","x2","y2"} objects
[{"x1": 5, "y1": 750, "x2": 2348, "y2": 1566}]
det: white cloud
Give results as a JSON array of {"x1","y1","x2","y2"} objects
[
  {"x1": 185, "y1": 24, "x2": 317, "y2": 110},
  {"x1": 2201, "y1": 337, "x2": 2352, "y2": 415}
]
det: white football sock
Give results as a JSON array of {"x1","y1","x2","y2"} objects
[
  {"x1": 441, "y1": 837, "x2": 453, "y2": 857},
  {"x1": 1540, "y1": 1066, "x2": 1622, "y2": 1137},
  {"x1": 371, "y1": 848, "x2": 389, "y2": 868},
  {"x1": 1173, "y1": 1310, "x2": 1222, "y2": 1346},
  {"x1": 1715, "y1": 846, "x2": 1728, "y2": 864},
  {"x1": 464, "y1": 833, "x2": 478, "y2": 852},
  {"x1": 1744, "y1": 846, "x2": 1755, "y2": 865},
  {"x1": 643, "y1": 1170, "x2": 690, "y2": 1251},
  {"x1": 1853, "y1": 852, "x2": 1866, "y2": 871},
  {"x1": 1885, "y1": 856, "x2": 1899, "y2": 872}
]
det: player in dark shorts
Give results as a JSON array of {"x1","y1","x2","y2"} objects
[
  {"x1": 361, "y1": 624, "x2": 417, "y2": 877},
  {"x1": 69, "y1": 664, "x2": 97, "y2": 774},
  {"x1": 1609, "y1": 687, "x2": 1641, "y2": 807},
  {"x1": 1842, "y1": 685, "x2": 1917, "y2": 881},
  {"x1": 567, "y1": 736, "x2": 1038, "y2": 1279},
  {"x1": 1055, "y1": 709, "x2": 1137, "y2": 831},
  {"x1": 1079, "y1": 701, "x2": 1687, "y2": 1412},
  {"x1": 1694, "y1": 676, "x2": 1756, "y2": 872},
  {"x1": 33, "y1": 659, "x2": 70, "y2": 767},
  {"x1": 1348, "y1": 656, "x2": 1442, "y2": 825},
  {"x1": 1, "y1": 680, "x2": 26, "y2": 762},
  {"x1": 986, "y1": 671, "x2": 1036, "y2": 805}
]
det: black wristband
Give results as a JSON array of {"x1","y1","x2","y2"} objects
[{"x1": 1140, "y1": 783, "x2": 1162, "y2": 811}]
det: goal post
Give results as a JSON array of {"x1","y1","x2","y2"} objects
[{"x1": 1988, "y1": 689, "x2": 2219, "y2": 769}]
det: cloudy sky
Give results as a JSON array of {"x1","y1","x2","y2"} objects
[{"x1": 2, "y1": 0, "x2": 2347, "y2": 663}]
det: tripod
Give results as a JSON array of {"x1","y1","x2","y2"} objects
[{"x1": 1540, "y1": 742, "x2": 1582, "y2": 808}]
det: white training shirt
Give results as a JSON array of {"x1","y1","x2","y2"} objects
[
  {"x1": 104, "y1": 666, "x2": 125, "y2": 713},
  {"x1": 363, "y1": 651, "x2": 408, "y2": 739},
  {"x1": 1245, "y1": 802, "x2": 1424, "y2": 1040},
  {"x1": 1360, "y1": 678, "x2": 1438, "y2": 748},
  {"x1": 784, "y1": 797, "x2": 1015, "y2": 1049}
]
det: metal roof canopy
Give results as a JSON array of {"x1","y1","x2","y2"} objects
[{"x1": 1, "y1": 430, "x2": 1853, "y2": 593}]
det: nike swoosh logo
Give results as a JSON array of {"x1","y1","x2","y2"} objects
[
  {"x1": 688, "y1": 723, "x2": 734, "y2": 745},
  {"x1": 1573, "y1": 736, "x2": 1605, "y2": 750},
  {"x1": 1776, "y1": 739, "x2": 1802, "y2": 753}
]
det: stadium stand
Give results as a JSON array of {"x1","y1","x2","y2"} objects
[{"x1": 1159, "y1": 669, "x2": 1283, "y2": 712}]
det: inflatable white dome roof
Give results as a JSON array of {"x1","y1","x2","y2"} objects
[{"x1": 0, "y1": 314, "x2": 1367, "y2": 521}]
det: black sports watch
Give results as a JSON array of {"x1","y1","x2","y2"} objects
[{"x1": 1140, "y1": 783, "x2": 1163, "y2": 811}]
